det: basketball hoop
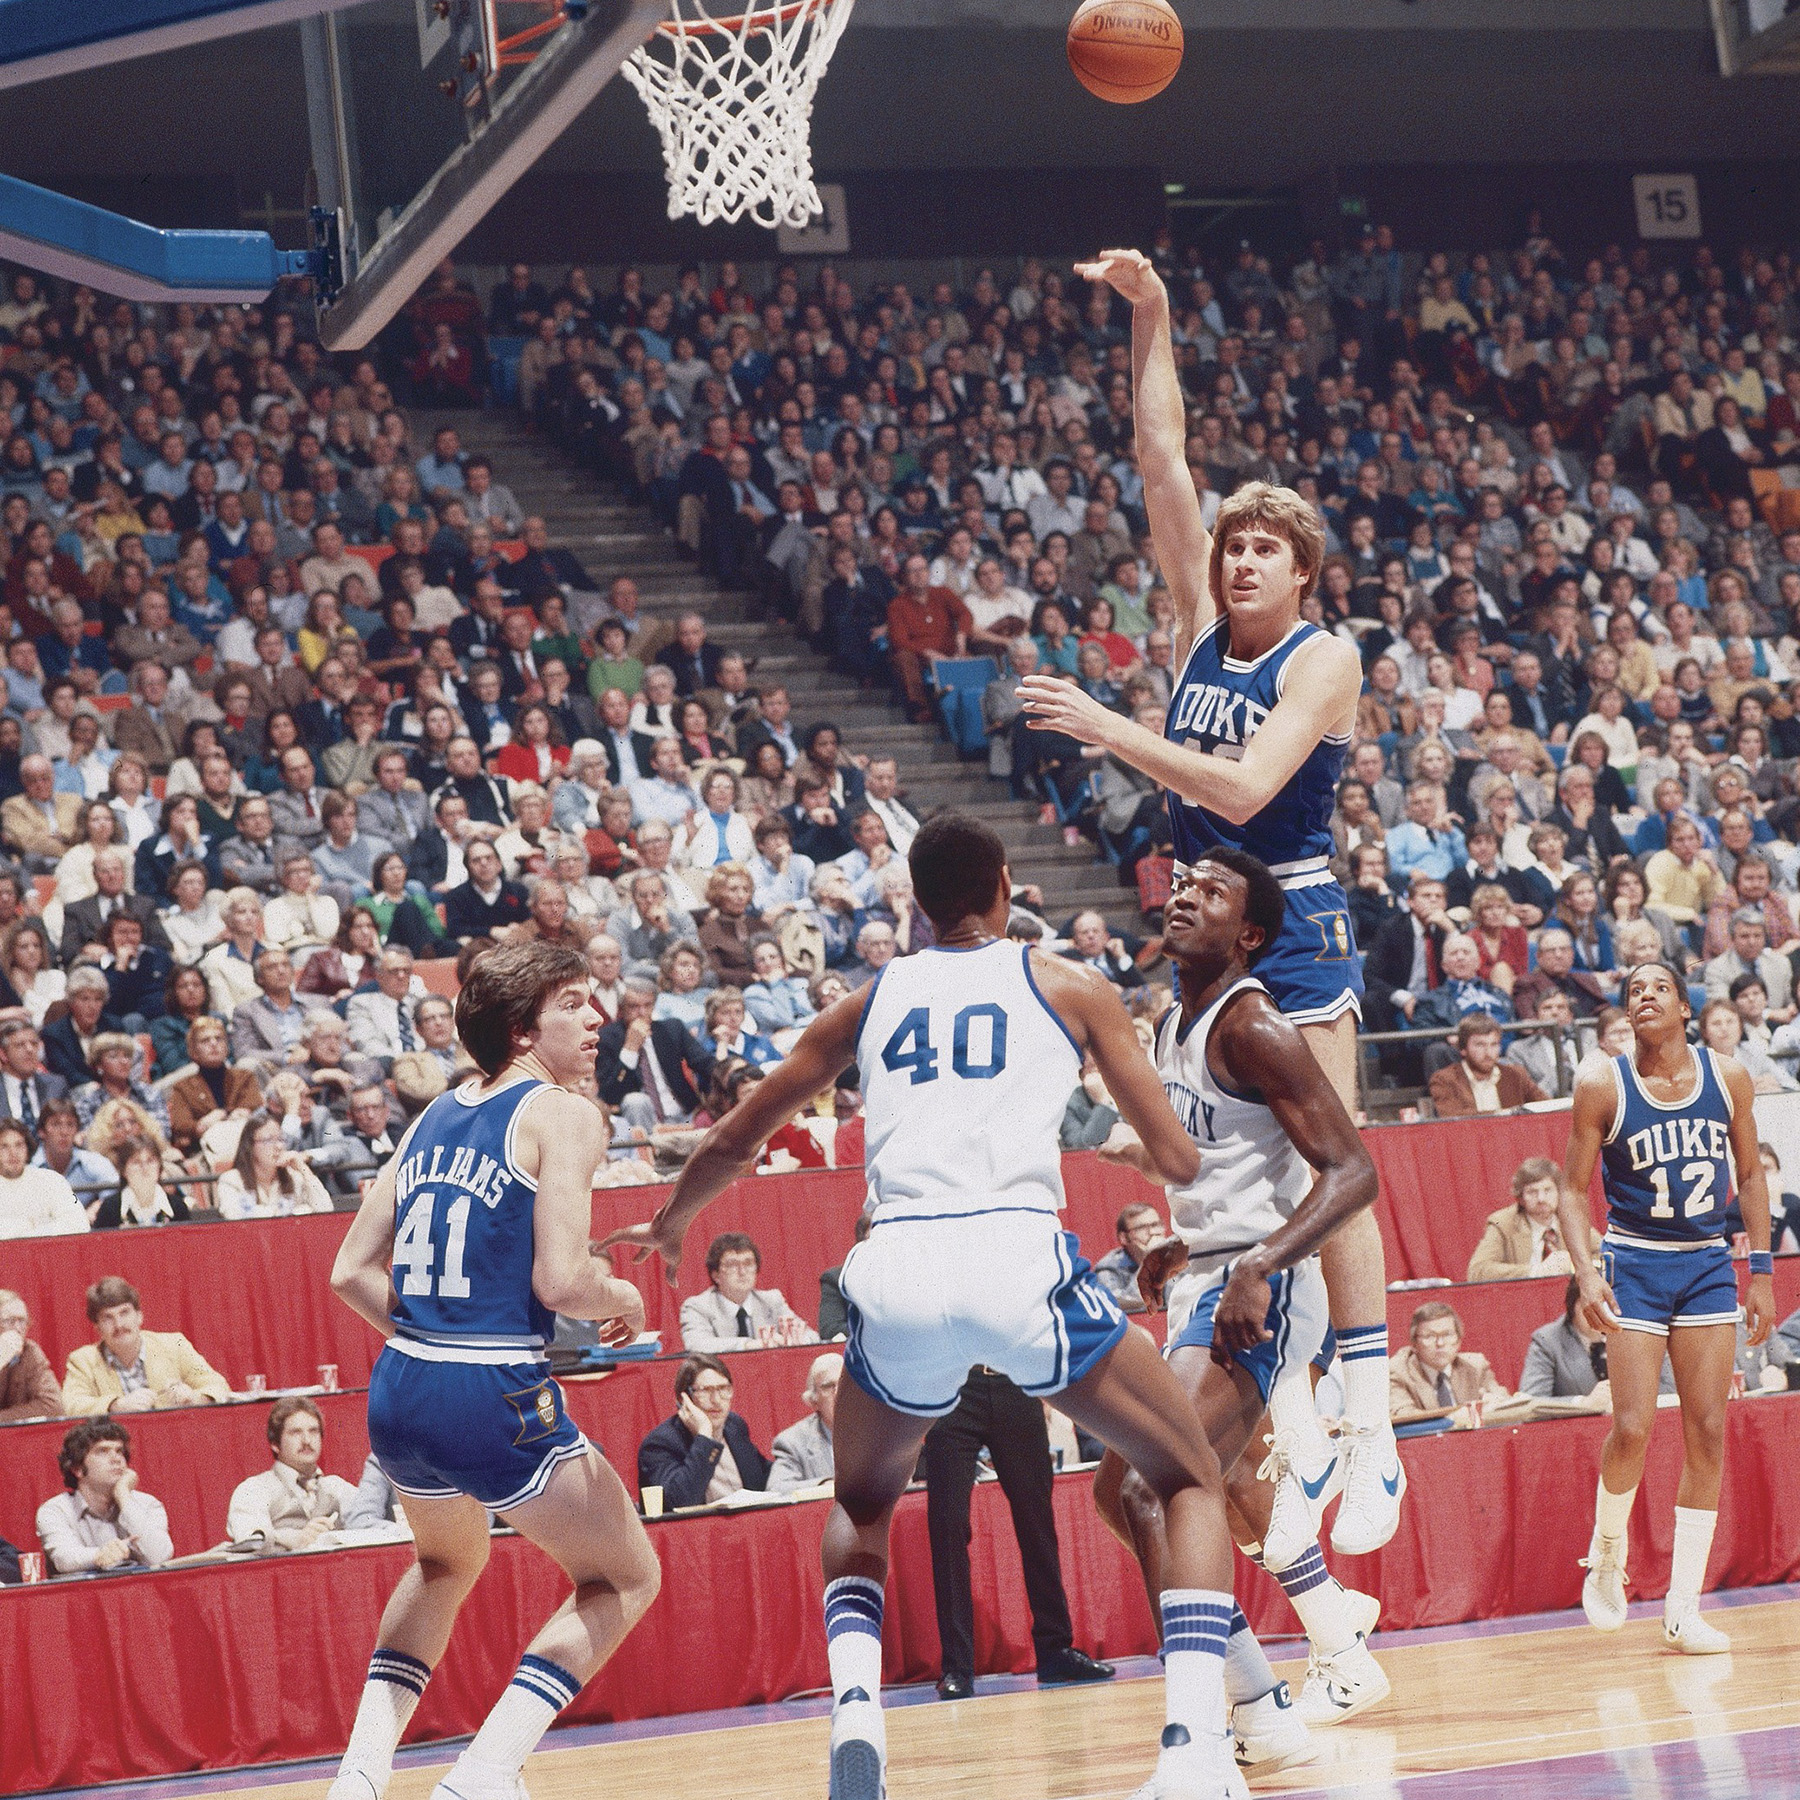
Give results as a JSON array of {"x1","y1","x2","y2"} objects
[{"x1": 621, "y1": 0, "x2": 854, "y2": 230}]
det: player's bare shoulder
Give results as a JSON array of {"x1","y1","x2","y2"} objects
[
  {"x1": 511, "y1": 1081, "x2": 610, "y2": 1180},
  {"x1": 1024, "y1": 944, "x2": 1113, "y2": 1040},
  {"x1": 1283, "y1": 628, "x2": 1363, "y2": 717},
  {"x1": 1206, "y1": 983, "x2": 1299, "y2": 1083},
  {"x1": 1569, "y1": 1052, "x2": 1622, "y2": 1131}
]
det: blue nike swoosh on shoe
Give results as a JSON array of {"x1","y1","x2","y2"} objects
[
  {"x1": 1380, "y1": 1469, "x2": 1401, "y2": 1496},
  {"x1": 1298, "y1": 1458, "x2": 1337, "y2": 1501}
]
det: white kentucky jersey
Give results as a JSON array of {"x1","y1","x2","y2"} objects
[
  {"x1": 1156, "y1": 977, "x2": 1310, "y2": 1263},
  {"x1": 854, "y1": 939, "x2": 1081, "y2": 1221}
]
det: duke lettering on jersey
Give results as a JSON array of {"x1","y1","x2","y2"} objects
[
  {"x1": 1625, "y1": 1117, "x2": 1730, "y2": 1172},
  {"x1": 1165, "y1": 619, "x2": 1345, "y2": 876},
  {"x1": 1601, "y1": 1049, "x2": 1735, "y2": 1245}
]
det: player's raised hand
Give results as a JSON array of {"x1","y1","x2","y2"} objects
[{"x1": 1074, "y1": 248, "x2": 1165, "y2": 309}]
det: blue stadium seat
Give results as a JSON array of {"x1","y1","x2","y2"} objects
[{"x1": 929, "y1": 656, "x2": 1001, "y2": 758}]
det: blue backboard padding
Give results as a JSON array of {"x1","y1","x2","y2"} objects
[
  {"x1": 0, "y1": 173, "x2": 289, "y2": 292},
  {"x1": 0, "y1": 0, "x2": 283, "y2": 62}
]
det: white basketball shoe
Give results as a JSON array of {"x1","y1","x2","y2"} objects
[{"x1": 1330, "y1": 1423, "x2": 1406, "y2": 1556}]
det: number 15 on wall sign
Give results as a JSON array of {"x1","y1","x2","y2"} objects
[{"x1": 1633, "y1": 175, "x2": 1701, "y2": 241}]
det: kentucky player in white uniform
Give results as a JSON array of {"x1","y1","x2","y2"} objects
[
  {"x1": 1558, "y1": 959, "x2": 1776, "y2": 1653},
  {"x1": 328, "y1": 942, "x2": 657, "y2": 1800},
  {"x1": 1092, "y1": 851, "x2": 1389, "y2": 1765},
  {"x1": 1020, "y1": 247, "x2": 1402, "y2": 1569},
  {"x1": 618, "y1": 814, "x2": 1252, "y2": 1800}
]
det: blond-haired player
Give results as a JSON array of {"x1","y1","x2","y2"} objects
[{"x1": 1020, "y1": 247, "x2": 1403, "y2": 1567}]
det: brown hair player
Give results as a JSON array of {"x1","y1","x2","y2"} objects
[
  {"x1": 1558, "y1": 958, "x2": 1776, "y2": 1652},
  {"x1": 1019, "y1": 247, "x2": 1403, "y2": 1576},
  {"x1": 327, "y1": 940, "x2": 656, "y2": 1800}
]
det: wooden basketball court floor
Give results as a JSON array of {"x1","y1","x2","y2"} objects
[{"x1": 51, "y1": 1585, "x2": 1800, "y2": 1800}]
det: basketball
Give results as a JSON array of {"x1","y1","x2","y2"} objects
[{"x1": 1066, "y1": 0, "x2": 1184, "y2": 104}]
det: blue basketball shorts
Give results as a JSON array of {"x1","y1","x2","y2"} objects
[
  {"x1": 1602, "y1": 1235, "x2": 1741, "y2": 1337},
  {"x1": 1164, "y1": 1255, "x2": 1332, "y2": 1403},
  {"x1": 1253, "y1": 880, "x2": 1364, "y2": 1027},
  {"x1": 841, "y1": 1209, "x2": 1128, "y2": 1417},
  {"x1": 368, "y1": 1345, "x2": 591, "y2": 1512}
]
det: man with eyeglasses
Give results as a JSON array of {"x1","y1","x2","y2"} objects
[
  {"x1": 768, "y1": 1353, "x2": 843, "y2": 1492},
  {"x1": 677, "y1": 1230, "x2": 819, "y2": 1352},
  {"x1": 636, "y1": 1353, "x2": 772, "y2": 1509},
  {"x1": 1089, "y1": 1202, "x2": 1166, "y2": 1315},
  {"x1": 1387, "y1": 1302, "x2": 1512, "y2": 1429}
]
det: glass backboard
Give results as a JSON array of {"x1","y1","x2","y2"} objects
[{"x1": 305, "y1": 0, "x2": 665, "y2": 349}]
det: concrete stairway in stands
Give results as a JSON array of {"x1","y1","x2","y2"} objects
[{"x1": 437, "y1": 409, "x2": 1150, "y2": 932}]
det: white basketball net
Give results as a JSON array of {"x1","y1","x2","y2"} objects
[{"x1": 621, "y1": 0, "x2": 854, "y2": 230}]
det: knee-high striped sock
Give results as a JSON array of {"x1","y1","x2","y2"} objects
[
  {"x1": 1223, "y1": 1605, "x2": 1280, "y2": 1707},
  {"x1": 1250, "y1": 1542, "x2": 1359, "y2": 1657},
  {"x1": 460, "y1": 1655, "x2": 583, "y2": 1777},
  {"x1": 824, "y1": 1576, "x2": 885, "y2": 1705},
  {"x1": 1157, "y1": 1590, "x2": 1231, "y2": 1787},
  {"x1": 1335, "y1": 1324, "x2": 1390, "y2": 1433},
  {"x1": 335, "y1": 1648, "x2": 432, "y2": 1798}
]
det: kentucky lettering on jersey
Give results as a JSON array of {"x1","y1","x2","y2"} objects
[{"x1": 1163, "y1": 1081, "x2": 1216, "y2": 1145}]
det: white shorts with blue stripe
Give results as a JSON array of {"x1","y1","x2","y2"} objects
[
  {"x1": 841, "y1": 1207, "x2": 1128, "y2": 1417},
  {"x1": 1163, "y1": 1253, "x2": 1332, "y2": 1403}
]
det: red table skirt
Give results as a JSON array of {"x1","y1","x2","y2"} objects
[
  {"x1": 6, "y1": 1399, "x2": 1800, "y2": 1794},
  {"x1": 0, "y1": 1127, "x2": 1616, "y2": 1396}
]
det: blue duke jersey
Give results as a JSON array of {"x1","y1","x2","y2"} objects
[
  {"x1": 388, "y1": 1078, "x2": 557, "y2": 1357},
  {"x1": 1165, "y1": 616, "x2": 1363, "y2": 1024},
  {"x1": 368, "y1": 1076, "x2": 591, "y2": 1511},
  {"x1": 1165, "y1": 617, "x2": 1347, "y2": 880},
  {"x1": 1601, "y1": 1048, "x2": 1736, "y2": 1245},
  {"x1": 854, "y1": 940, "x2": 1081, "y2": 1220}
]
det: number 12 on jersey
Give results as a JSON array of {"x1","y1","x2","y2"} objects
[
  {"x1": 394, "y1": 1190, "x2": 473, "y2": 1298},
  {"x1": 881, "y1": 1003, "x2": 1009, "y2": 1085},
  {"x1": 1647, "y1": 1162, "x2": 1716, "y2": 1220}
]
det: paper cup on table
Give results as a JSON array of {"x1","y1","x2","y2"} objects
[
  {"x1": 317, "y1": 1364, "x2": 339, "y2": 1392},
  {"x1": 641, "y1": 1486, "x2": 664, "y2": 1518},
  {"x1": 245, "y1": 1374, "x2": 267, "y2": 1396},
  {"x1": 19, "y1": 1552, "x2": 43, "y2": 1584}
]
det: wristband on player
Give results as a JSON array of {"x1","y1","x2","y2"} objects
[{"x1": 1748, "y1": 1251, "x2": 1774, "y2": 1277}]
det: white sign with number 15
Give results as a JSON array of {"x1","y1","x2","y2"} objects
[{"x1": 1634, "y1": 174, "x2": 1702, "y2": 240}]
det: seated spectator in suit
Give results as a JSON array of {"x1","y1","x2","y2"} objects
[
  {"x1": 595, "y1": 978, "x2": 715, "y2": 1132},
  {"x1": 1056, "y1": 909, "x2": 1142, "y2": 989},
  {"x1": 1505, "y1": 984, "x2": 1578, "y2": 1098},
  {"x1": 45, "y1": 973, "x2": 125, "y2": 1091},
  {"x1": 3, "y1": 753, "x2": 82, "y2": 872},
  {"x1": 1467, "y1": 1156, "x2": 1578, "y2": 1281},
  {"x1": 345, "y1": 948, "x2": 425, "y2": 1070},
  {"x1": 0, "y1": 1287, "x2": 66, "y2": 1421},
  {"x1": 1389, "y1": 1301, "x2": 1514, "y2": 1427},
  {"x1": 214, "y1": 1108, "x2": 335, "y2": 1220},
  {"x1": 443, "y1": 839, "x2": 530, "y2": 943},
  {"x1": 60, "y1": 846, "x2": 170, "y2": 966},
  {"x1": 1412, "y1": 933, "x2": 1513, "y2": 1029},
  {"x1": 229, "y1": 947, "x2": 310, "y2": 1079},
  {"x1": 226, "y1": 1397, "x2": 360, "y2": 1549},
  {"x1": 767, "y1": 1352, "x2": 843, "y2": 1493},
  {"x1": 636, "y1": 1353, "x2": 772, "y2": 1509},
  {"x1": 92, "y1": 1134, "x2": 192, "y2": 1230},
  {"x1": 1510, "y1": 927, "x2": 1605, "y2": 1021},
  {"x1": 0, "y1": 1117, "x2": 88, "y2": 1238},
  {"x1": 1520, "y1": 1276, "x2": 1676, "y2": 1406},
  {"x1": 1428, "y1": 1014, "x2": 1549, "y2": 1118},
  {"x1": 1089, "y1": 1201, "x2": 1167, "y2": 1316},
  {"x1": 62, "y1": 1275, "x2": 230, "y2": 1415},
  {"x1": 679, "y1": 1230, "x2": 819, "y2": 1351},
  {"x1": 0, "y1": 1019, "x2": 68, "y2": 1129},
  {"x1": 37, "y1": 1418, "x2": 174, "y2": 1573}
]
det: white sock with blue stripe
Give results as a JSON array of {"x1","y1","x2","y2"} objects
[
  {"x1": 1336, "y1": 1323, "x2": 1390, "y2": 1432},
  {"x1": 1248, "y1": 1542, "x2": 1358, "y2": 1656},
  {"x1": 334, "y1": 1648, "x2": 432, "y2": 1799},
  {"x1": 1157, "y1": 1590, "x2": 1231, "y2": 1786},
  {"x1": 1223, "y1": 1605, "x2": 1280, "y2": 1706},
  {"x1": 825, "y1": 1576, "x2": 886, "y2": 1769},
  {"x1": 459, "y1": 1654, "x2": 583, "y2": 1779}
]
